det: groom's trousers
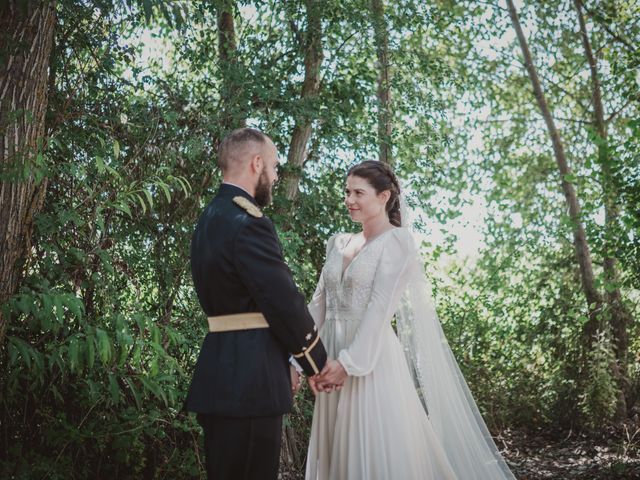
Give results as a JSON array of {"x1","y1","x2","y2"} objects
[{"x1": 197, "y1": 413, "x2": 282, "y2": 480}]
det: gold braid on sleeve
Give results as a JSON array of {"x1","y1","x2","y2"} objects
[{"x1": 293, "y1": 334, "x2": 321, "y2": 374}]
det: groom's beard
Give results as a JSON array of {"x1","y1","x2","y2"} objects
[{"x1": 254, "y1": 170, "x2": 273, "y2": 207}]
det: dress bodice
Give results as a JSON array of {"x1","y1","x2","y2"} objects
[{"x1": 322, "y1": 232, "x2": 389, "y2": 323}]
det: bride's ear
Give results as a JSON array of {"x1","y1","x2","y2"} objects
[{"x1": 379, "y1": 190, "x2": 391, "y2": 205}]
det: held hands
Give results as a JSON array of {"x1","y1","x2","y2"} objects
[{"x1": 308, "y1": 359, "x2": 347, "y2": 395}]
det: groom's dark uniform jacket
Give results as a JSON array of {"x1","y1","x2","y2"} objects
[{"x1": 185, "y1": 183, "x2": 327, "y2": 417}]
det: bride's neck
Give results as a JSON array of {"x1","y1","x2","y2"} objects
[{"x1": 361, "y1": 214, "x2": 393, "y2": 241}]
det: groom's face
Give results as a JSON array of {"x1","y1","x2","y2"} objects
[{"x1": 254, "y1": 141, "x2": 279, "y2": 207}]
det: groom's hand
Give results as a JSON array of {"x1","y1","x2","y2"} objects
[
  {"x1": 290, "y1": 365, "x2": 302, "y2": 396},
  {"x1": 308, "y1": 373, "x2": 335, "y2": 395},
  {"x1": 308, "y1": 374, "x2": 321, "y2": 395}
]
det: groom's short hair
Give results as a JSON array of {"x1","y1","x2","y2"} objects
[{"x1": 217, "y1": 128, "x2": 269, "y2": 172}]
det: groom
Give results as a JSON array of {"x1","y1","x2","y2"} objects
[{"x1": 185, "y1": 127, "x2": 327, "y2": 480}]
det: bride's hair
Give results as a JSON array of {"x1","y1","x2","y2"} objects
[{"x1": 347, "y1": 160, "x2": 401, "y2": 227}]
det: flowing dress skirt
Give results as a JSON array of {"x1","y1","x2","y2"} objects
[{"x1": 305, "y1": 319, "x2": 457, "y2": 480}]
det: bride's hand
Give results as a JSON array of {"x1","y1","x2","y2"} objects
[
  {"x1": 308, "y1": 374, "x2": 331, "y2": 395},
  {"x1": 318, "y1": 360, "x2": 347, "y2": 389}
]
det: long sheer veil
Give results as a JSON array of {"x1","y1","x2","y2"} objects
[{"x1": 396, "y1": 197, "x2": 515, "y2": 480}]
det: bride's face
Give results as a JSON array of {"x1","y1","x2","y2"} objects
[{"x1": 344, "y1": 175, "x2": 389, "y2": 224}]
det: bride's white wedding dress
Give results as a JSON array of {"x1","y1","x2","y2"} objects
[{"x1": 305, "y1": 227, "x2": 515, "y2": 480}]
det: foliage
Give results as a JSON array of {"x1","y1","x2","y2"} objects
[
  {"x1": 579, "y1": 331, "x2": 623, "y2": 428},
  {"x1": 1, "y1": 0, "x2": 638, "y2": 477}
]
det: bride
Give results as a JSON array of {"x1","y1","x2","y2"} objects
[{"x1": 304, "y1": 161, "x2": 515, "y2": 479}]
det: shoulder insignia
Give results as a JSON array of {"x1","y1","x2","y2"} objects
[{"x1": 233, "y1": 196, "x2": 263, "y2": 218}]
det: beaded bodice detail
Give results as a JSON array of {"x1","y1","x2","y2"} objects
[{"x1": 322, "y1": 233, "x2": 387, "y2": 327}]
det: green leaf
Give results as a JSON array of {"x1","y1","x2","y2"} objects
[
  {"x1": 8, "y1": 339, "x2": 18, "y2": 365},
  {"x1": 125, "y1": 377, "x2": 142, "y2": 409},
  {"x1": 134, "y1": 314, "x2": 147, "y2": 333},
  {"x1": 113, "y1": 140, "x2": 120, "y2": 159},
  {"x1": 10, "y1": 337, "x2": 32, "y2": 369},
  {"x1": 53, "y1": 295, "x2": 64, "y2": 323},
  {"x1": 66, "y1": 295, "x2": 84, "y2": 320},
  {"x1": 114, "y1": 202, "x2": 132, "y2": 218},
  {"x1": 15, "y1": 294, "x2": 32, "y2": 315},
  {"x1": 132, "y1": 343, "x2": 142, "y2": 368},
  {"x1": 69, "y1": 336, "x2": 79, "y2": 373},
  {"x1": 41, "y1": 293, "x2": 53, "y2": 317},
  {"x1": 141, "y1": 377, "x2": 167, "y2": 406},
  {"x1": 157, "y1": 181, "x2": 171, "y2": 203},
  {"x1": 174, "y1": 175, "x2": 191, "y2": 195},
  {"x1": 150, "y1": 357, "x2": 159, "y2": 376},
  {"x1": 108, "y1": 373, "x2": 121, "y2": 405},
  {"x1": 96, "y1": 209, "x2": 105, "y2": 232},
  {"x1": 105, "y1": 164, "x2": 121, "y2": 179},
  {"x1": 135, "y1": 193, "x2": 147, "y2": 214},
  {"x1": 172, "y1": 4, "x2": 184, "y2": 28},
  {"x1": 151, "y1": 325, "x2": 161, "y2": 345},
  {"x1": 97, "y1": 250, "x2": 114, "y2": 274},
  {"x1": 51, "y1": 384, "x2": 64, "y2": 403},
  {"x1": 143, "y1": 0, "x2": 153, "y2": 22},
  {"x1": 96, "y1": 328, "x2": 112, "y2": 364},
  {"x1": 40, "y1": 308, "x2": 52, "y2": 331},
  {"x1": 143, "y1": 189, "x2": 154, "y2": 210},
  {"x1": 36, "y1": 294, "x2": 53, "y2": 331},
  {"x1": 96, "y1": 155, "x2": 106, "y2": 174},
  {"x1": 86, "y1": 334, "x2": 96, "y2": 369},
  {"x1": 117, "y1": 331, "x2": 133, "y2": 366},
  {"x1": 31, "y1": 349, "x2": 44, "y2": 377},
  {"x1": 158, "y1": 2, "x2": 172, "y2": 26}
]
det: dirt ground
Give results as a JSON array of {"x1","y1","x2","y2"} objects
[{"x1": 501, "y1": 426, "x2": 640, "y2": 480}]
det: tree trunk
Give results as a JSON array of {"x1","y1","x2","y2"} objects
[
  {"x1": 371, "y1": 0, "x2": 393, "y2": 165},
  {"x1": 276, "y1": 0, "x2": 324, "y2": 456},
  {"x1": 279, "y1": 0, "x2": 323, "y2": 204},
  {"x1": 575, "y1": 0, "x2": 632, "y2": 364},
  {"x1": 217, "y1": 0, "x2": 245, "y2": 131},
  {"x1": 575, "y1": 0, "x2": 632, "y2": 417},
  {"x1": 0, "y1": 0, "x2": 56, "y2": 345},
  {"x1": 505, "y1": 0, "x2": 603, "y2": 332}
]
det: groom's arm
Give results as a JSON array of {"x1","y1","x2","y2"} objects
[{"x1": 234, "y1": 215, "x2": 327, "y2": 376}]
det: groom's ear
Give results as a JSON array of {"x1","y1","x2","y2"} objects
[{"x1": 249, "y1": 154, "x2": 263, "y2": 174}]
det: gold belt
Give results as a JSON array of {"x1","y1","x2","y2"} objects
[{"x1": 207, "y1": 312, "x2": 269, "y2": 333}]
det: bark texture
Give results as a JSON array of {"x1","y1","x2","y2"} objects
[
  {"x1": 279, "y1": 0, "x2": 323, "y2": 204},
  {"x1": 371, "y1": 0, "x2": 393, "y2": 165},
  {"x1": 217, "y1": 0, "x2": 246, "y2": 130},
  {"x1": 0, "y1": 0, "x2": 56, "y2": 345}
]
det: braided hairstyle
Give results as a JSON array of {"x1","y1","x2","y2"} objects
[{"x1": 347, "y1": 160, "x2": 402, "y2": 227}]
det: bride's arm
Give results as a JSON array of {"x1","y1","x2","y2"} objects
[
  {"x1": 307, "y1": 234, "x2": 337, "y2": 332},
  {"x1": 337, "y1": 229, "x2": 415, "y2": 377},
  {"x1": 307, "y1": 271, "x2": 326, "y2": 331}
]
